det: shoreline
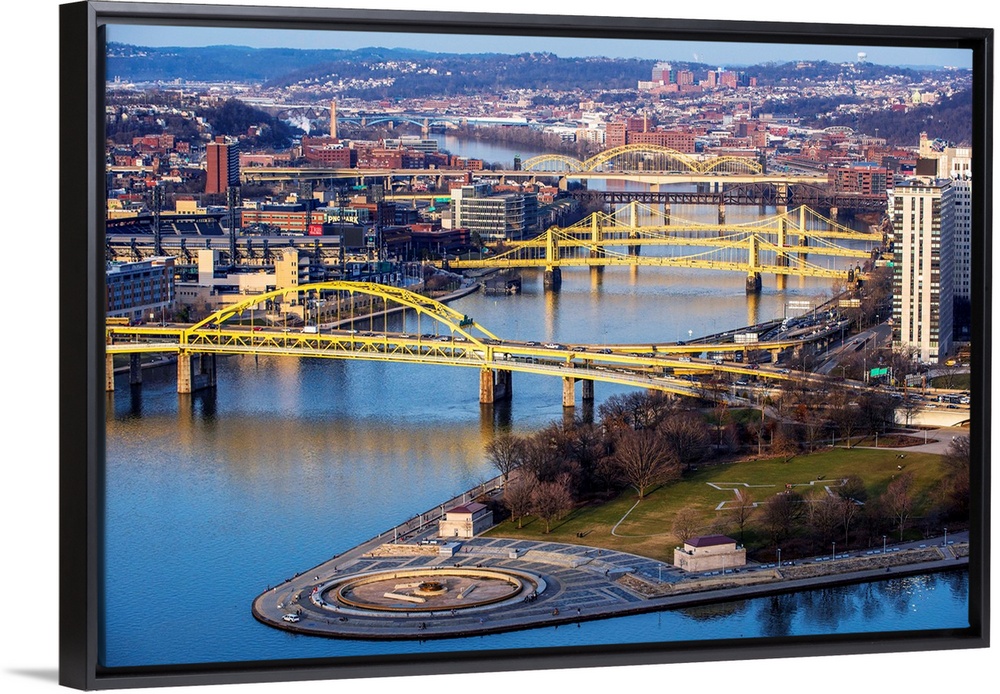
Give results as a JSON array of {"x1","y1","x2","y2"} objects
[{"x1": 252, "y1": 523, "x2": 969, "y2": 641}]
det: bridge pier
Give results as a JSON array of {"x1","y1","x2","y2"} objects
[
  {"x1": 718, "y1": 203, "x2": 726, "y2": 225},
  {"x1": 177, "y1": 352, "x2": 217, "y2": 394},
  {"x1": 480, "y1": 368, "x2": 512, "y2": 404},
  {"x1": 106, "y1": 353, "x2": 115, "y2": 391},
  {"x1": 129, "y1": 353, "x2": 142, "y2": 385},
  {"x1": 543, "y1": 267, "x2": 562, "y2": 290},
  {"x1": 745, "y1": 272, "x2": 762, "y2": 293},
  {"x1": 562, "y1": 376, "x2": 576, "y2": 408},
  {"x1": 581, "y1": 378, "x2": 594, "y2": 401},
  {"x1": 480, "y1": 368, "x2": 495, "y2": 404}
]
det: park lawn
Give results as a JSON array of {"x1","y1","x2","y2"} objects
[{"x1": 484, "y1": 447, "x2": 946, "y2": 562}]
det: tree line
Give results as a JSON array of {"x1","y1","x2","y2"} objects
[{"x1": 483, "y1": 388, "x2": 969, "y2": 558}]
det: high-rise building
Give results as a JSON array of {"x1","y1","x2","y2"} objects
[
  {"x1": 205, "y1": 136, "x2": 240, "y2": 195},
  {"x1": 916, "y1": 136, "x2": 973, "y2": 301},
  {"x1": 890, "y1": 178, "x2": 955, "y2": 364},
  {"x1": 450, "y1": 184, "x2": 538, "y2": 241}
]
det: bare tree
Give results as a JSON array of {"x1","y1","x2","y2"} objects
[
  {"x1": 809, "y1": 494, "x2": 842, "y2": 545},
  {"x1": 608, "y1": 428, "x2": 679, "y2": 500},
  {"x1": 940, "y1": 435, "x2": 971, "y2": 518},
  {"x1": 839, "y1": 496, "x2": 863, "y2": 547},
  {"x1": 761, "y1": 491, "x2": 806, "y2": 545},
  {"x1": 882, "y1": 472, "x2": 914, "y2": 541},
  {"x1": 530, "y1": 474, "x2": 575, "y2": 533},
  {"x1": 727, "y1": 488, "x2": 757, "y2": 543},
  {"x1": 485, "y1": 432, "x2": 527, "y2": 485},
  {"x1": 672, "y1": 506, "x2": 702, "y2": 545},
  {"x1": 598, "y1": 390, "x2": 676, "y2": 433},
  {"x1": 658, "y1": 411, "x2": 710, "y2": 470},
  {"x1": 503, "y1": 470, "x2": 536, "y2": 529}
]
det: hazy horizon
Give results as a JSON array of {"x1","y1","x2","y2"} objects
[{"x1": 107, "y1": 24, "x2": 973, "y2": 70}]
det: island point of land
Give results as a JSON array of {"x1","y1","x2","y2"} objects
[{"x1": 253, "y1": 424, "x2": 970, "y2": 640}]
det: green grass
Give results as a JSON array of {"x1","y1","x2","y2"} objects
[{"x1": 485, "y1": 447, "x2": 946, "y2": 563}]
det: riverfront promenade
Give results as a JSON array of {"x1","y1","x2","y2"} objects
[{"x1": 252, "y1": 527, "x2": 969, "y2": 641}]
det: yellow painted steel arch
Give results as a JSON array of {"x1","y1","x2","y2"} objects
[
  {"x1": 700, "y1": 156, "x2": 763, "y2": 174},
  {"x1": 186, "y1": 281, "x2": 500, "y2": 345},
  {"x1": 582, "y1": 144, "x2": 701, "y2": 172},
  {"x1": 520, "y1": 154, "x2": 586, "y2": 172}
]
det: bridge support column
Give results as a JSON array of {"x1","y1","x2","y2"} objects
[
  {"x1": 129, "y1": 353, "x2": 143, "y2": 385},
  {"x1": 829, "y1": 206, "x2": 838, "y2": 220},
  {"x1": 543, "y1": 267, "x2": 562, "y2": 290},
  {"x1": 106, "y1": 353, "x2": 115, "y2": 392},
  {"x1": 746, "y1": 272, "x2": 762, "y2": 294},
  {"x1": 718, "y1": 203, "x2": 726, "y2": 225},
  {"x1": 562, "y1": 376, "x2": 575, "y2": 408},
  {"x1": 496, "y1": 369, "x2": 512, "y2": 401},
  {"x1": 177, "y1": 353, "x2": 217, "y2": 394},
  {"x1": 776, "y1": 275, "x2": 787, "y2": 290},
  {"x1": 581, "y1": 379, "x2": 594, "y2": 401},
  {"x1": 479, "y1": 368, "x2": 495, "y2": 404}
]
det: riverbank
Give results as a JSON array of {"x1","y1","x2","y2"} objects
[{"x1": 252, "y1": 519, "x2": 968, "y2": 641}]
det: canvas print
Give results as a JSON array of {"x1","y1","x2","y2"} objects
[{"x1": 100, "y1": 17, "x2": 976, "y2": 670}]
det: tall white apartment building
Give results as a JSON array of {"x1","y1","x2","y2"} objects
[
  {"x1": 890, "y1": 178, "x2": 955, "y2": 364},
  {"x1": 918, "y1": 134, "x2": 973, "y2": 300}
]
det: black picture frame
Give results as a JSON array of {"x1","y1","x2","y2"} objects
[{"x1": 59, "y1": 1, "x2": 991, "y2": 690}]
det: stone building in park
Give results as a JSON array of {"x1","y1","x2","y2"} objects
[
  {"x1": 673, "y1": 534, "x2": 746, "y2": 572},
  {"x1": 437, "y1": 502, "x2": 493, "y2": 539}
]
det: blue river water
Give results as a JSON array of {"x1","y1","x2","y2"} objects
[
  {"x1": 101, "y1": 139, "x2": 968, "y2": 669},
  {"x1": 101, "y1": 275, "x2": 970, "y2": 669}
]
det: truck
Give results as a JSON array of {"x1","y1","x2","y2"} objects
[{"x1": 302, "y1": 325, "x2": 319, "y2": 334}]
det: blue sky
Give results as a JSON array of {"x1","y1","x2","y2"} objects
[{"x1": 106, "y1": 24, "x2": 973, "y2": 69}]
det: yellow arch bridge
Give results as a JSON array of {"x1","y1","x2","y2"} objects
[
  {"x1": 107, "y1": 282, "x2": 820, "y2": 405},
  {"x1": 441, "y1": 205, "x2": 883, "y2": 291},
  {"x1": 520, "y1": 144, "x2": 764, "y2": 175}
]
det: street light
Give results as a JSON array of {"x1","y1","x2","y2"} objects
[
  {"x1": 883, "y1": 535, "x2": 887, "y2": 554},
  {"x1": 944, "y1": 527, "x2": 948, "y2": 547},
  {"x1": 777, "y1": 547, "x2": 781, "y2": 569},
  {"x1": 832, "y1": 541, "x2": 836, "y2": 561}
]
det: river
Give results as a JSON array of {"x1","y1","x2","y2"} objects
[{"x1": 101, "y1": 140, "x2": 968, "y2": 669}]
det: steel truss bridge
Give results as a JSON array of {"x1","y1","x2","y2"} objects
[
  {"x1": 438, "y1": 204, "x2": 884, "y2": 289},
  {"x1": 240, "y1": 145, "x2": 826, "y2": 188},
  {"x1": 107, "y1": 282, "x2": 812, "y2": 405},
  {"x1": 569, "y1": 188, "x2": 888, "y2": 213}
]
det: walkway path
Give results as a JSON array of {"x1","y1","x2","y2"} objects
[{"x1": 252, "y1": 530, "x2": 969, "y2": 641}]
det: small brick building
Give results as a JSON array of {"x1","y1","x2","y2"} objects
[
  {"x1": 673, "y1": 534, "x2": 746, "y2": 572},
  {"x1": 437, "y1": 502, "x2": 493, "y2": 539}
]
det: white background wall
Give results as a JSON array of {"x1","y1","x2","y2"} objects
[{"x1": 2, "y1": 1, "x2": 994, "y2": 693}]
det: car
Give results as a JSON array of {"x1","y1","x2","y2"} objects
[
  {"x1": 454, "y1": 336, "x2": 468, "y2": 342},
  {"x1": 485, "y1": 339, "x2": 502, "y2": 345},
  {"x1": 282, "y1": 613, "x2": 300, "y2": 623},
  {"x1": 524, "y1": 341, "x2": 539, "y2": 346},
  {"x1": 436, "y1": 335, "x2": 452, "y2": 341},
  {"x1": 597, "y1": 348, "x2": 612, "y2": 354},
  {"x1": 252, "y1": 326, "x2": 263, "y2": 332},
  {"x1": 678, "y1": 356, "x2": 692, "y2": 362}
]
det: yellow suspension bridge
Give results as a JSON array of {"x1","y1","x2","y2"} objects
[
  {"x1": 439, "y1": 204, "x2": 883, "y2": 292},
  {"x1": 107, "y1": 282, "x2": 834, "y2": 407}
]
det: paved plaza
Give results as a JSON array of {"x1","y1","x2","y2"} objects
[{"x1": 252, "y1": 532, "x2": 968, "y2": 640}]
